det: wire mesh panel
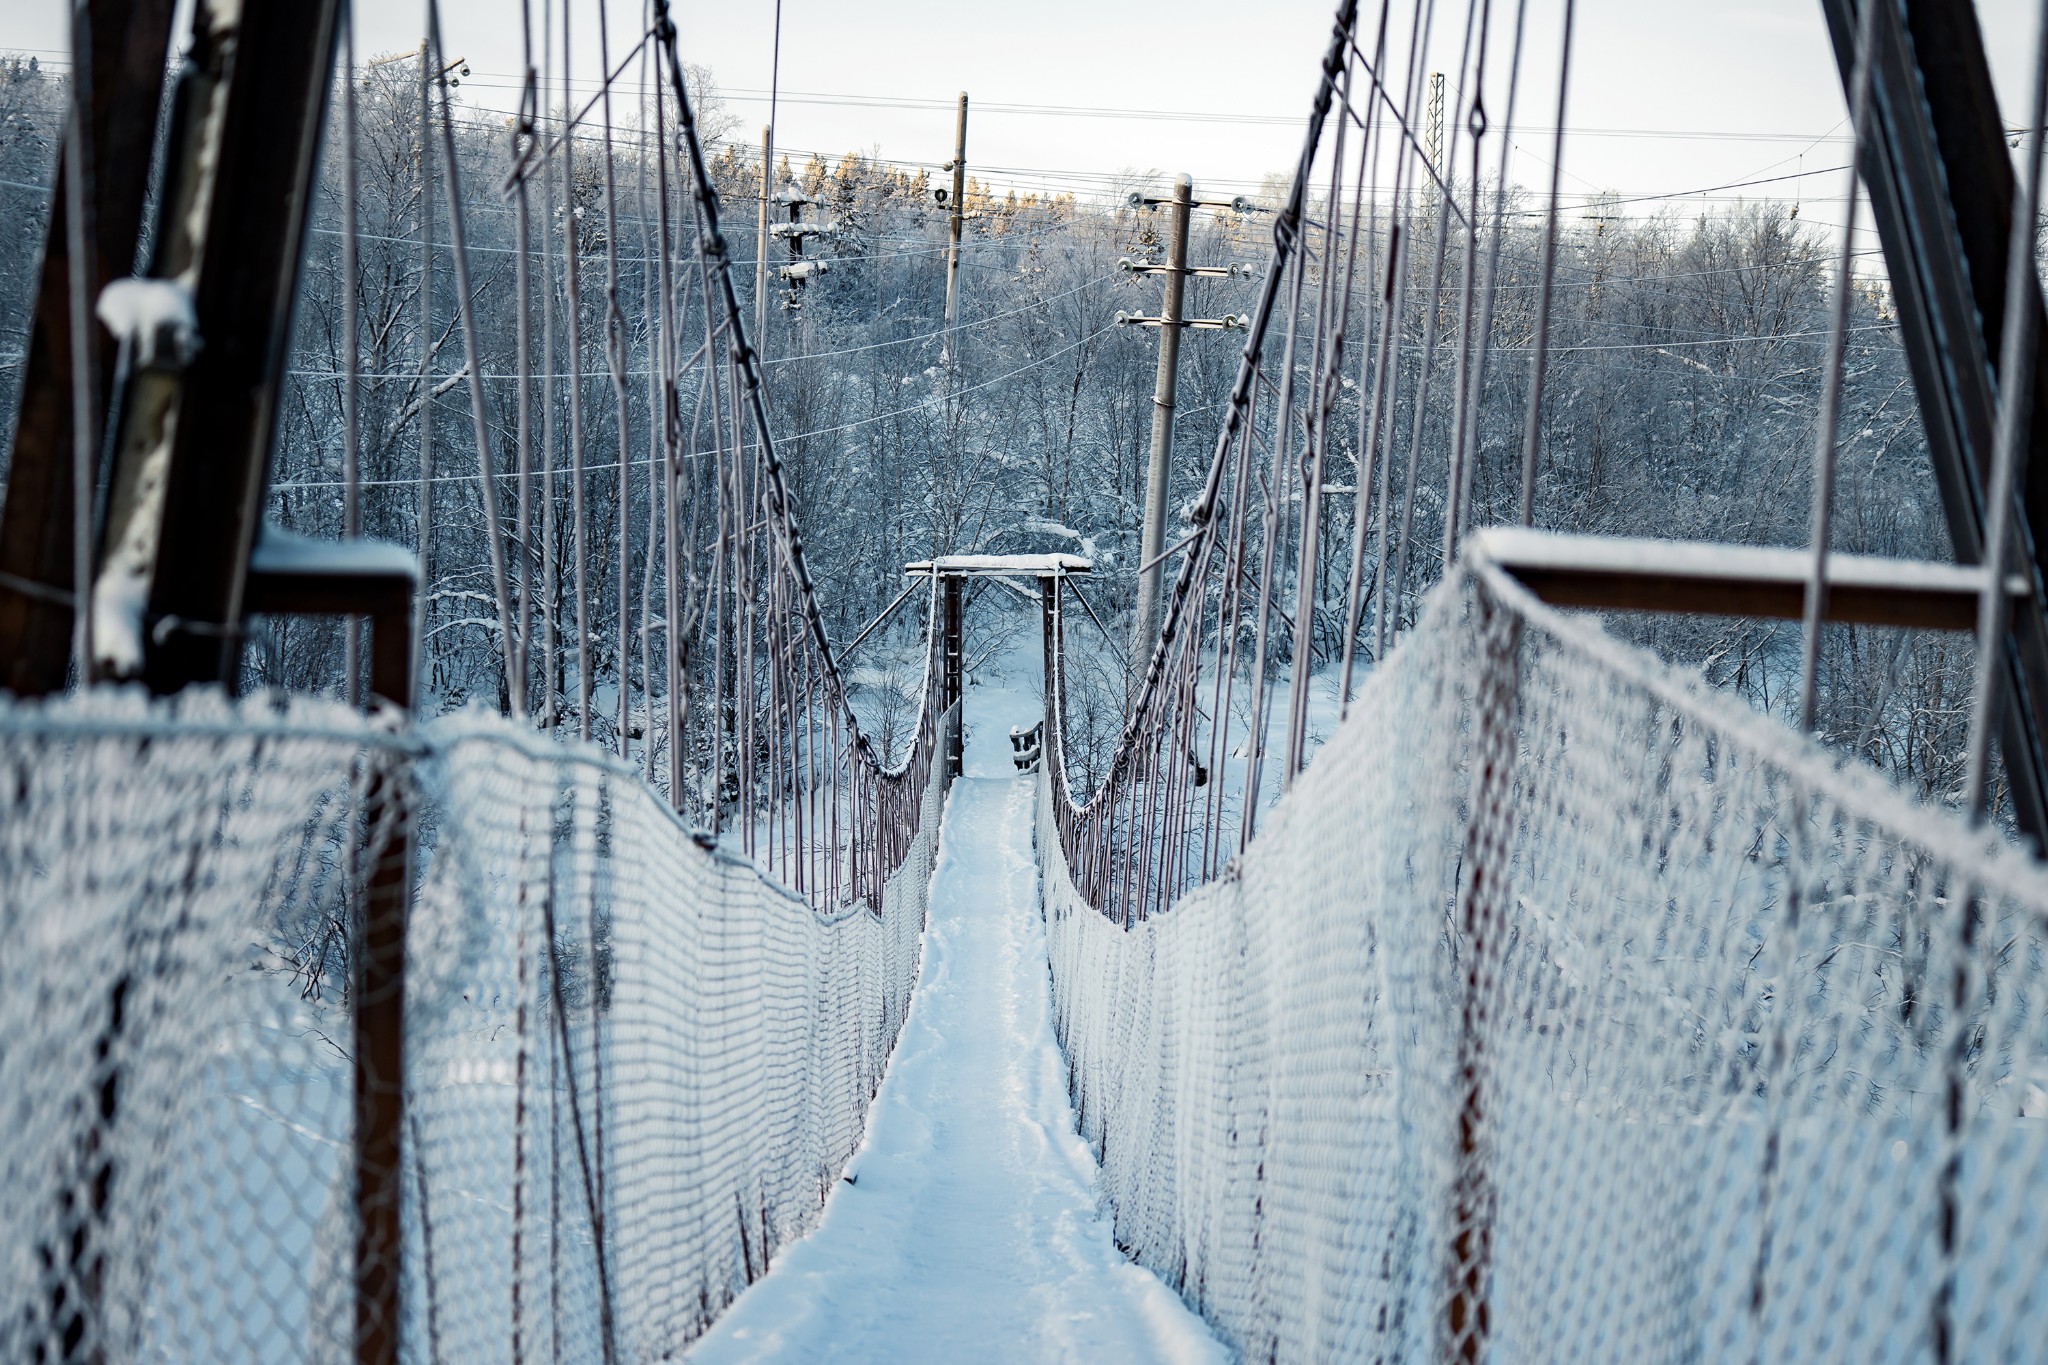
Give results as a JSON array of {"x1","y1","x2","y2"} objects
[
  {"x1": 406, "y1": 704, "x2": 953, "y2": 1361},
  {"x1": 0, "y1": 692, "x2": 391, "y2": 1362},
  {"x1": 0, "y1": 690, "x2": 955, "y2": 1362},
  {"x1": 1041, "y1": 567, "x2": 2048, "y2": 1363}
]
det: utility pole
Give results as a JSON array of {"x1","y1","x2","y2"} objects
[
  {"x1": 755, "y1": 124, "x2": 773, "y2": 353},
  {"x1": 771, "y1": 177, "x2": 835, "y2": 310},
  {"x1": 1583, "y1": 192, "x2": 1620, "y2": 313},
  {"x1": 1131, "y1": 175, "x2": 1192, "y2": 672},
  {"x1": 940, "y1": 92, "x2": 967, "y2": 368},
  {"x1": 1115, "y1": 181, "x2": 1257, "y2": 685}
]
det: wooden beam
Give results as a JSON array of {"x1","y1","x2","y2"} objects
[
  {"x1": 240, "y1": 525, "x2": 416, "y2": 1365},
  {"x1": 1469, "y1": 527, "x2": 2028, "y2": 632},
  {"x1": 0, "y1": 0, "x2": 177, "y2": 695},
  {"x1": 132, "y1": 0, "x2": 344, "y2": 692},
  {"x1": 903, "y1": 553, "x2": 1093, "y2": 579}
]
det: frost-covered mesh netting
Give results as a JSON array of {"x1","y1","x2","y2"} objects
[
  {"x1": 405, "y1": 707, "x2": 952, "y2": 1361},
  {"x1": 1042, "y1": 565, "x2": 2048, "y2": 1363},
  {"x1": 0, "y1": 693, "x2": 388, "y2": 1362},
  {"x1": 1, "y1": 693, "x2": 953, "y2": 1362}
]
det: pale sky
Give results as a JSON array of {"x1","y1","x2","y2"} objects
[{"x1": 1, "y1": 1, "x2": 2038, "y2": 224}]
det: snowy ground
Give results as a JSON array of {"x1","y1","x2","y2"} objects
[{"x1": 687, "y1": 627, "x2": 1227, "y2": 1365}]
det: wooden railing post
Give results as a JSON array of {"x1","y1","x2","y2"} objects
[
  {"x1": 944, "y1": 574, "x2": 964, "y2": 777},
  {"x1": 1445, "y1": 588, "x2": 1521, "y2": 1362},
  {"x1": 1041, "y1": 576, "x2": 1057, "y2": 757},
  {"x1": 243, "y1": 529, "x2": 417, "y2": 1365},
  {"x1": 351, "y1": 593, "x2": 414, "y2": 1365},
  {"x1": 353, "y1": 746, "x2": 410, "y2": 1365}
]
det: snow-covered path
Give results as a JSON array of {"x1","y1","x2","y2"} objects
[{"x1": 688, "y1": 659, "x2": 1226, "y2": 1364}]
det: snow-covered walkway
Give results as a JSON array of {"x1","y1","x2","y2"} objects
[{"x1": 688, "y1": 656, "x2": 1225, "y2": 1364}]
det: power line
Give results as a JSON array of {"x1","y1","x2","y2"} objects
[
  {"x1": 270, "y1": 321, "x2": 1121, "y2": 491},
  {"x1": 285, "y1": 270, "x2": 1121, "y2": 381},
  {"x1": 443, "y1": 73, "x2": 1971, "y2": 150}
]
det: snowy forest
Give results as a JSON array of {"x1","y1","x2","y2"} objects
[{"x1": 0, "y1": 50, "x2": 1975, "y2": 809}]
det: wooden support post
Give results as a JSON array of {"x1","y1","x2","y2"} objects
[
  {"x1": 149, "y1": 0, "x2": 344, "y2": 689},
  {"x1": 0, "y1": 0, "x2": 177, "y2": 695},
  {"x1": 941, "y1": 94, "x2": 968, "y2": 367},
  {"x1": 1817, "y1": 0, "x2": 2048, "y2": 847},
  {"x1": 352, "y1": 693, "x2": 411, "y2": 1365},
  {"x1": 243, "y1": 527, "x2": 417, "y2": 1365},
  {"x1": 1043, "y1": 577, "x2": 1058, "y2": 741},
  {"x1": 944, "y1": 573, "x2": 964, "y2": 777},
  {"x1": 84, "y1": 0, "x2": 344, "y2": 693},
  {"x1": 1445, "y1": 590, "x2": 1519, "y2": 1363},
  {"x1": 350, "y1": 736, "x2": 409, "y2": 1365},
  {"x1": 1468, "y1": 527, "x2": 2034, "y2": 631}
]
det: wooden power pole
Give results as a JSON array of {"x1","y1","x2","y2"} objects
[
  {"x1": 1131, "y1": 174, "x2": 1193, "y2": 671},
  {"x1": 755, "y1": 124, "x2": 774, "y2": 353},
  {"x1": 941, "y1": 92, "x2": 968, "y2": 367},
  {"x1": 1116, "y1": 180, "x2": 1254, "y2": 687}
]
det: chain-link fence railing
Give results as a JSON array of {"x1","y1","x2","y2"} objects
[
  {"x1": 0, "y1": 692, "x2": 397, "y2": 1361},
  {"x1": 1041, "y1": 563, "x2": 2048, "y2": 1363},
  {"x1": 2, "y1": 690, "x2": 956, "y2": 1362}
]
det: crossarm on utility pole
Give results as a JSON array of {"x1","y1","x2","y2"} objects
[{"x1": 941, "y1": 93, "x2": 968, "y2": 367}]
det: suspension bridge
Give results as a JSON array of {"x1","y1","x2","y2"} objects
[{"x1": 4, "y1": 0, "x2": 2048, "y2": 1360}]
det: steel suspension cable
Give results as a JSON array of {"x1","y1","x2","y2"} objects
[
  {"x1": 428, "y1": 0, "x2": 521, "y2": 713},
  {"x1": 1797, "y1": 0, "x2": 1881, "y2": 736},
  {"x1": 414, "y1": 27, "x2": 436, "y2": 695},
  {"x1": 341, "y1": 0, "x2": 363, "y2": 704},
  {"x1": 1516, "y1": 0, "x2": 1575, "y2": 528},
  {"x1": 1352, "y1": 0, "x2": 1434, "y2": 699},
  {"x1": 1439, "y1": 0, "x2": 1491, "y2": 572},
  {"x1": 510, "y1": 1, "x2": 539, "y2": 720},
  {"x1": 597, "y1": 0, "x2": 634, "y2": 758},
  {"x1": 561, "y1": 0, "x2": 592, "y2": 740},
  {"x1": 1376, "y1": 0, "x2": 1441, "y2": 654},
  {"x1": 1389, "y1": 0, "x2": 1462, "y2": 637},
  {"x1": 1450, "y1": 0, "x2": 1528, "y2": 554},
  {"x1": 538, "y1": 0, "x2": 561, "y2": 726}
]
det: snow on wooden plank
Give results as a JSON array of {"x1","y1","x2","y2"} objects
[
  {"x1": 1466, "y1": 526, "x2": 2027, "y2": 630},
  {"x1": 903, "y1": 553, "x2": 1093, "y2": 577},
  {"x1": 252, "y1": 525, "x2": 418, "y2": 581}
]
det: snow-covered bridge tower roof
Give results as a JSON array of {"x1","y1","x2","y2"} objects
[{"x1": 903, "y1": 554, "x2": 1092, "y2": 579}]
